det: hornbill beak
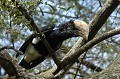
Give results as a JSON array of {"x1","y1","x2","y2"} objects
[{"x1": 73, "y1": 20, "x2": 89, "y2": 41}]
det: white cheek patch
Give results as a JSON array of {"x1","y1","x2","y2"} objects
[{"x1": 32, "y1": 37, "x2": 40, "y2": 44}]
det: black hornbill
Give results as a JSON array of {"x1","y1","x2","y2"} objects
[{"x1": 16, "y1": 20, "x2": 89, "y2": 69}]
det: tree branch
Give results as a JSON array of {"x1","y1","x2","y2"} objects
[
  {"x1": 0, "y1": 46, "x2": 18, "y2": 78},
  {"x1": 55, "y1": 28, "x2": 120, "y2": 78},
  {"x1": 88, "y1": 0, "x2": 120, "y2": 41},
  {"x1": 0, "y1": 46, "x2": 36, "y2": 79},
  {"x1": 0, "y1": 55, "x2": 18, "y2": 78},
  {"x1": 56, "y1": 45, "x2": 103, "y2": 72},
  {"x1": 98, "y1": 0, "x2": 103, "y2": 7}
]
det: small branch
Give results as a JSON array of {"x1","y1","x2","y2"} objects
[
  {"x1": 73, "y1": 62, "x2": 81, "y2": 79},
  {"x1": 98, "y1": 0, "x2": 103, "y2": 7},
  {"x1": 74, "y1": 51, "x2": 88, "y2": 79},
  {"x1": 111, "y1": 37, "x2": 120, "y2": 45},
  {"x1": 80, "y1": 60, "x2": 103, "y2": 72},
  {"x1": 11, "y1": 0, "x2": 61, "y2": 67},
  {"x1": 0, "y1": 46, "x2": 23, "y2": 55}
]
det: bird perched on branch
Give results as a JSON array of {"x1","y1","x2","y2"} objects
[{"x1": 17, "y1": 20, "x2": 89, "y2": 69}]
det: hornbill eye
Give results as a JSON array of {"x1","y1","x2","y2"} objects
[{"x1": 62, "y1": 20, "x2": 75, "y2": 30}]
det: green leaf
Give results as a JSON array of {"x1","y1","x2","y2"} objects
[
  {"x1": 58, "y1": 6, "x2": 66, "y2": 11},
  {"x1": 47, "y1": 4, "x2": 56, "y2": 12},
  {"x1": 25, "y1": 35, "x2": 31, "y2": 41},
  {"x1": 67, "y1": 6, "x2": 74, "y2": 11},
  {"x1": 45, "y1": 2, "x2": 56, "y2": 12},
  {"x1": 39, "y1": 7, "x2": 44, "y2": 16},
  {"x1": 58, "y1": 6, "x2": 73, "y2": 11},
  {"x1": 26, "y1": 2, "x2": 31, "y2": 5}
]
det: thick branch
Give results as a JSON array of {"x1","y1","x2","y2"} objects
[
  {"x1": 11, "y1": 0, "x2": 60, "y2": 67},
  {"x1": 88, "y1": 0, "x2": 120, "y2": 40},
  {"x1": 0, "y1": 46, "x2": 18, "y2": 78},
  {"x1": 0, "y1": 45, "x2": 42, "y2": 79},
  {"x1": 0, "y1": 55, "x2": 18, "y2": 78}
]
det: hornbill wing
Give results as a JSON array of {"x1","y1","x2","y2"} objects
[
  {"x1": 16, "y1": 24, "x2": 55, "y2": 58},
  {"x1": 16, "y1": 34, "x2": 36, "y2": 58},
  {"x1": 41, "y1": 24, "x2": 55, "y2": 33},
  {"x1": 19, "y1": 56, "x2": 45, "y2": 69}
]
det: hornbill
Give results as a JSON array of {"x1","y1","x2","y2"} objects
[{"x1": 16, "y1": 20, "x2": 89, "y2": 69}]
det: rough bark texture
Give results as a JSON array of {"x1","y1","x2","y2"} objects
[{"x1": 88, "y1": 0, "x2": 120, "y2": 40}]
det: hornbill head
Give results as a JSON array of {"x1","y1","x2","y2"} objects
[{"x1": 54, "y1": 20, "x2": 89, "y2": 41}]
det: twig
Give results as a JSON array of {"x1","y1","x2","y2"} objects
[
  {"x1": 98, "y1": 0, "x2": 103, "y2": 7},
  {"x1": 111, "y1": 37, "x2": 120, "y2": 45},
  {"x1": 11, "y1": 0, "x2": 61, "y2": 67},
  {"x1": 74, "y1": 52, "x2": 87, "y2": 79},
  {"x1": 81, "y1": 60, "x2": 103, "y2": 72}
]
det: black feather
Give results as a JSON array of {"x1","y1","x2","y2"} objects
[
  {"x1": 19, "y1": 56, "x2": 45, "y2": 69},
  {"x1": 16, "y1": 25, "x2": 55, "y2": 58}
]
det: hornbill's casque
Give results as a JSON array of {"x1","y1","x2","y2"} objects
[{"x1": 17, "y1": 20, "x2": 89, "y2": 69}]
